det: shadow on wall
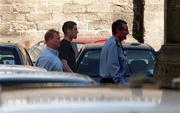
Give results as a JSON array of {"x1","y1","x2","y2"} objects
[{"x1": 18, "y1": 40, "x2": 31, "y2": 49}]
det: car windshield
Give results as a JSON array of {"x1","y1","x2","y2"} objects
[{"x1": 76, "y1": 49, "x2": 155, "y2": 77}]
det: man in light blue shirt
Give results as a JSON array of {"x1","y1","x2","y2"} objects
[
  {"x1": 99, "y1": 19, "x2": 129, "y2": 84},
  {"x1": 36, "y1": 29, "x2": 63, "y2": 71}
]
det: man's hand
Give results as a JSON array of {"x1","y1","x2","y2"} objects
[{"x1": 62, "y1": 59, "x2": 73, "y2": 72}]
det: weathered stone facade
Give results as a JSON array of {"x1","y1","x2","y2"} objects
[
  {"x1": 154, "y1": 0, "x2": 180, "y2": 86},
  {"x1": 0, "y1": 0, "x2": 163, "y2": 50},
  {"x1": 144, "y1": 0, "x2": 164, "y2": 51}
]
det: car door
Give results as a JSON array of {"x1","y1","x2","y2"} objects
[{"x1": 76, "y1": 48, "x2": 101, "y2": 83}]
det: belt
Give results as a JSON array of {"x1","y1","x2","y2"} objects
[{"x1": 100, "y1": 78, "x2": 115, "y2": 83}]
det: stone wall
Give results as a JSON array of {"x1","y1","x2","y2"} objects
[
  {"x1": 0, "y1": 0, "x2": 163, "y2": 50},
  {"x1": 144, "y1": 0, "x2": 164, "y2": 51}
]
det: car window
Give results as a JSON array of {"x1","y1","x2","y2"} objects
[
  {"x1": 77, "y1": 49, "x2": 100, "y2": 76},
  {"x1": 125, "y1": 49, "x2": 156, "y2": 76},
  {"x1": 0, "y1": 47, "x2": 21, "y2": 65},
  {"x1": 0, "y1": 55, "x2": 15, "y2": 65}
]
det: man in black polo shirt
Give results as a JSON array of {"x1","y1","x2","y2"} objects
[{"x1": 58, "y1": 21, "x2": 78, "y2": 72}]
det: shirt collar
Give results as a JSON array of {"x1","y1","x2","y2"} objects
[
  {"x1": 112, "y1": 36, "x2": 122, "y2": 44},
  {"x1": 46, "y1": 47, "x2": 59, "y2": 56}
]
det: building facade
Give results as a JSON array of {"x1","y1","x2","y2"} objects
[{"x1": 0, "y1": 0, "x2": 164, "y2": 50}]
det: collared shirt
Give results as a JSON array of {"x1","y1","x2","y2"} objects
[
  {"x1": 36, "y1": 47, "x2": 63, "y2": 71},
  {"x1": 58, "y1": 39, "x2": 76, "y2": 72},
  {"x1": 99, "y1": 36, "x2": 128, "y2": 83}
]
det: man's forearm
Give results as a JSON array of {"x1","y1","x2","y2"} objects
[{"x1": 62, "y1": 59, "x2": 73, "y2": 72}]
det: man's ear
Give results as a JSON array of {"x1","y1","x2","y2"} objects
[{"x1": 66, "y1": 29, "x2": 70, "y2": 33}]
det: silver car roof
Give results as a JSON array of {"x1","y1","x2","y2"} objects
[
  {"x1": 0, "y1": 64, "x2": 47, "y2": 72},
  {"x1": 1, "y1": 86, "x2": 179, "y2": 113}
]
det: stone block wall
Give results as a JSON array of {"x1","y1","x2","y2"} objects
[
  {"x1": 0, "y1": 0, "x2": 163, "y2": 51},
  {"x1": 144, "y1": 0, "x2": 164, "y2": 51}
]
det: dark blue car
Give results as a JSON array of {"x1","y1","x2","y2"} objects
[{"x1": 76, "y1": 43, "x2": 156, "y2": 83}]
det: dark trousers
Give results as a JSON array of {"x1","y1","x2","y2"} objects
[{"x1": 100, "y1": 78, "x2": 115, "y2": 83}]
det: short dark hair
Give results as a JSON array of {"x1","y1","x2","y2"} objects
[
  {"x1": 62, "y1": 21, "x2": 77, "y2": 34},
  {"x1": 44, "y1": 29, "x2": 59, "y2": 42},
  {"x1": 112, "y1": 19, "x2": 127, "y2": 35}
]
